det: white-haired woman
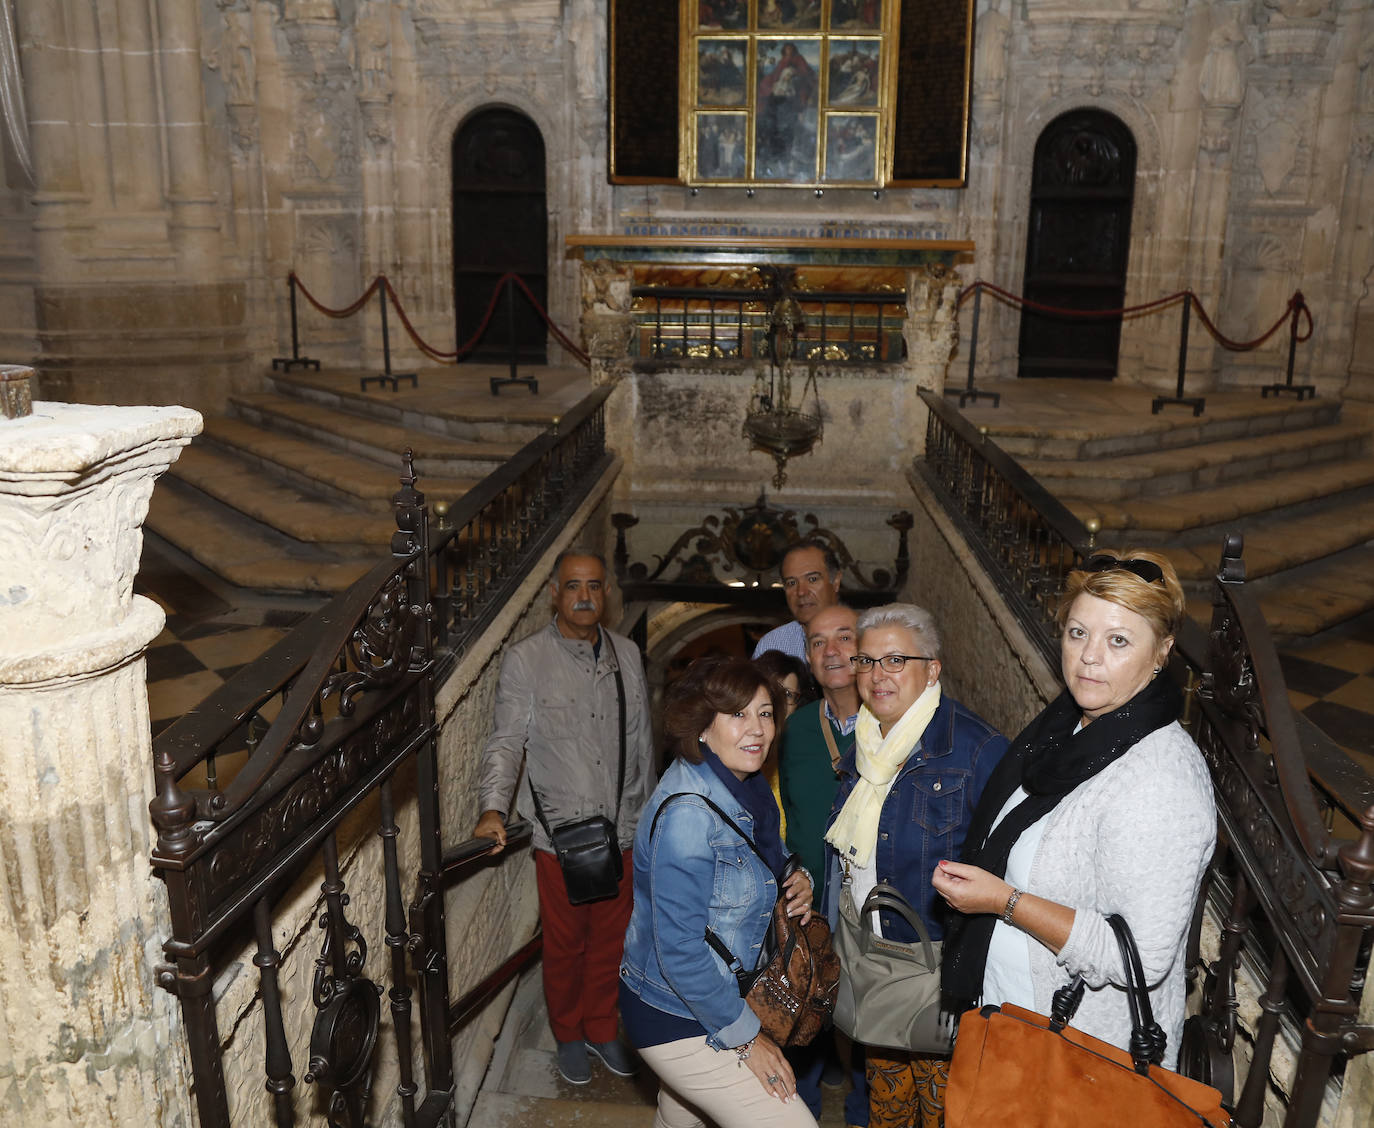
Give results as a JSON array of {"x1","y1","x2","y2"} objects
[{"x1": 825, "y1": 603, "x2": 1009, "y2": 1128}]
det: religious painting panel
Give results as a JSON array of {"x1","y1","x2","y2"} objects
[
  {"x1": 696, "y1": 112, "x2": 750, "y2": 180},
  {"x1": 759, "y1": 0, "x2": 823, "y2": 31},
  {"x1": 826, "y1": 39, "x2": 881, "y2": 107},
  {"x1": 697, "y1": 38, "x2": 749, "y2": 105},
  {"x1": 824, "y1": 113, "x2": 878, "y2": 182},
  {"x1": 753, "y1": 38, "x2": 822, "y2": 181},
  {"x1": 698, "y1": 0, "x2": 748, "y2": 30},
  {"x1": 832, "y1": 0, "x2": 883, "y2": 30}
]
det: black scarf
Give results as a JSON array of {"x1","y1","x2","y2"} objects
[
  {"x1": 940, "y1": 672, "x2": 1183, "y2": 1010},
  {"x1": 698, "y1": 741, "x2": 786, "y2": 876}
]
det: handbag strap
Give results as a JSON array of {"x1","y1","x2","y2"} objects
[
  {"x1": 1106, "y1": 913, "x2": 1168, "y2": 1072},
  {"x1": 650, "y1": 791, "x2": 795, "y2": 990},
  {"x1": 819, "y1": 708, "x2": 842, "y2": 771},
  {"x1": 1047, "y1": 914, "x2": 1168, "y2": 1075},
  {"x1": 857, "y1": 882, "x2": 938, "y2": 969},
  {"x1": 525, "y1": 631, "x2": 628, "y2": 840}
]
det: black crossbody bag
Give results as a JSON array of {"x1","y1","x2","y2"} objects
[{"x1": 527, "y1": 637, "x2": 627, "y2": 905}]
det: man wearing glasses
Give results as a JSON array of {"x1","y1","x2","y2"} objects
[{"x1": 753, "y1": 539, "x2": 843, "y2": 663}]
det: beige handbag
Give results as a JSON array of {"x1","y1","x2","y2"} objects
[{"x1": 833, "y1": 881, "x2": 955, "y2": 1053}]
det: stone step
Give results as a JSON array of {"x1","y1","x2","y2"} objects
[
  {"x1": 146, "y1": 480, "x2": 375, "y2": 595},
  {"x1": 1253, "y1": 545, "x2": 1374, "y2": 640},
  {"x1": 231, "y1": 391, "x2": 521, "y2": 478},
  {"x1": 1066, "y1": 455, "x2": 1374, "y2": 535},
  {"x1": 200, "y1": 415, "x2": 479, "y2": 509},
  {"x1": 267, "y1": 364, "x2": 590, "y2": 445},
  {"x1": 1130, "y1": 493, "x2": 1374, "y2": 588},
  {"x1": 987, "y1": 397, "x2": 1340, "y2": 461},
  {"x1": 468, "y1": 1092, "x2": 654, "y2": 1127},
  {"x1": 169, "y1": 444, "x2": 395, "y2": 545},
  {"x1": 1024, "y1": 421, "x2": 1369, "y2": 502}
]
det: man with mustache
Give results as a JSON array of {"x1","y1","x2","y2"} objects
[
  {"x1": 753, "y1": 540, "x2": 843, "y2": 663},
  {"x1": 474, "y1": 551, "x2": 654, "y2": 1086}
]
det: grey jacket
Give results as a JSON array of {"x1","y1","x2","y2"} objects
[{"x1": 478, "y1": 621, "x2": 655, "y2": 853}]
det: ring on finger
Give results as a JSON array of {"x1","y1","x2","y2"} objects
[{"x1": 766, "y1": 1073, "x2": 780, "y2": 1084}]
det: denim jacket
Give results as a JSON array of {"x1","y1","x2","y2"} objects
[
  {"x1": 824, "y1": 692, "x2": 1008, "y2": 943},
  {"x1": 619, "y1": 757, "x2": 778, "y2": 1050}
]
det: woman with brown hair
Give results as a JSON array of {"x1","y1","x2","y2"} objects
[
  {"x1": 935, "y1": 549, "x2": 1215, "y2": 1063},
  {"x1": 619, "y1": 656, "x2": 818, "y2": 1128}
]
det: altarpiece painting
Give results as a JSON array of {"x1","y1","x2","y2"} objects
[{"x1": 611, "y1": 0, "x2": 975, "y2": 187}]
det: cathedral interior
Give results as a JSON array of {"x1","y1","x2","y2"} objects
[{"x1": 2, "y1": 0, "x2": 1374, "y2": 1124}]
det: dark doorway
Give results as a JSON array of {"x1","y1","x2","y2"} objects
[
  {"x1": 452, "y1": 108, "x2": 548, "y2": 365},
  {"x1": 1017, "y1": 109, "x2": 1136, "y2": 379}
]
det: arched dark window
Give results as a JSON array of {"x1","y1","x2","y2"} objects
[
  {"x1": 1018, "y1": 109, "x2": 1137, "y2": 380},
  {"x1": 452, "y1": 108, "x2": 548, "y2": 364}
]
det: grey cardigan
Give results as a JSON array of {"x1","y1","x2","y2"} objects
[
  {"x1": 478, "y1": 621, "x2": 655, "y2": 852},
  {"x1": 1013, "y1": 721, "x2": 1215, "y2": 1060}
]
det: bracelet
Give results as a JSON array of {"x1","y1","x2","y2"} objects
[
  {"x1": 735, "y1": 1037, "x2": 756, "y2": 1065},
  {"x1": 1002, "y1": 888, "x2": 1024, "y2": 925}
]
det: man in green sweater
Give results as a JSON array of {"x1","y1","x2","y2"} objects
[
  {"x1": 780, "y1": 602, "x2": 865, "y2": 1124},
  {"x1": 780, "y1": 602, "x2": 860, "y2": 900}
]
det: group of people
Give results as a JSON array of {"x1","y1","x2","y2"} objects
[{"x1": 474, "y1": 540, "x2": 1216, "y2": 1128}]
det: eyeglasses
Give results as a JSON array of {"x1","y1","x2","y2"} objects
[{"x1": 850, "y1": 654, "x2": 933, "y2": 673}]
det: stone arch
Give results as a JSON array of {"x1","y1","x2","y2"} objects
[
  {"x1": 424, "y1": 91, "x2": 571, "y2": 351},
  {"x1": 1000, "y1": 94, "x2": 1165, "y2": 381},
  {"x1": 450, "y1": 106, "x2": 549, "y2": 364}
]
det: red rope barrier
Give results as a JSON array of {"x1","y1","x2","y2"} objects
[
  {"x1": 956, "y1": 280, "x2": 1314, "y2": 355},
  {"x1": 291, "y1": 271, "x2": 384, "y2": 320},
  {"x1": 288, "y1": 270, "x2": 591, "y2": 368}
]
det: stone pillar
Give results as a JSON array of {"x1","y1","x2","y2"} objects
[{"x1": 0, "y1": 380, "x2": 201, "y2": 1125}]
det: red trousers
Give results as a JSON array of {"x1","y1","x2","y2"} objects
[{"x1": 534, "y1": 848, "x2": 635, "y2": 1044}]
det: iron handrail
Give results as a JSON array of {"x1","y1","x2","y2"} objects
[{"x1": 432, "y1": 385, "x2": 612, "y2": 547}]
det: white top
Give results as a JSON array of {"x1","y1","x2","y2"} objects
[{"x1": 981, "y1": 786, "x2": 1048, "y2": 1010}]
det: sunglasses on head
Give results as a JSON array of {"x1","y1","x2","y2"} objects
[{"x1": 1082, "y1": 554, "x2": 1165, "y2": 585}]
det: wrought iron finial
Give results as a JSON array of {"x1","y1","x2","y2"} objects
[
  {"x1": 1084, "y1": 517, "x2": 1100, "y2": 549},
  {"x1": 1218, "y1": 532, "x2": 1245, "y2": 584}
]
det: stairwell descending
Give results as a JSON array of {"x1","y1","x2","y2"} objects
[{"x1": 146, "y1": 365, "x2": 593, "y2": 595}]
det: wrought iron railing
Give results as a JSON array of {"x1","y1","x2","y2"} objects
[
  {"x1": 915, "y1": 388, "x2": 1374, "y2": 1127},
  {"x1": 630, "y1": 283, "x2": 906, "y2": 366},
  {"x1": 148, "y1": 389, "x2": 614, "y2": 1127}
]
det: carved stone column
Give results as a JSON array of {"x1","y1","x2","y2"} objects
[
  {"x1": 579, "y1": 258, "x2": 636, "y2": 386},
  {"x1": 904, "y1": 263, "x2": 963, "y2": 458},
  {"x1": 0, "y1": 386, "x2": 201, "y2": 1124}
]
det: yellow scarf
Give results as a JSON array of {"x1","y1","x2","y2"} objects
[{"x1": 825, "y1": 682, "x2": 941, "y2": 867}]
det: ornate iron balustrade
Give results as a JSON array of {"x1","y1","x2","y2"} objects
[
  {"x1": 631, "y1": 283, "x2": 907, "y2": 367},
  {"x1": 915, "y1": 388, "x2": 1374, "y2": 1127},
  {"x1": 149, "y1": 390, "x2": 613, "y2": 1127},
  {"x1": 429, "y1": 386, "x2": 612, "y2": 661}
]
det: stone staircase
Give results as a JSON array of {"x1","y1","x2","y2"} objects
[
  {"x1": 961, "y1": 380, "x2": 1374, "y2": 641},
  {"x1": 471, "y1": 970, "x2": 857, "y2": 1127},
  {"x1": 147, "y1": 364, "x2": 593, "y2": 595}
]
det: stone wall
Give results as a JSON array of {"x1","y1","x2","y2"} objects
[{"x1": 4, "y1": 0, "x2": 1371, "y2": 410}]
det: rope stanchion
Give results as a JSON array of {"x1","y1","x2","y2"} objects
[
  {"x1": 946, "y1": 285, "x2": 1000, "y2": 407},
  {"x1": 270, "y1": 275, "x2": 321, "y2": 372},
  {"x1": 953, "y1": 280, "x2": 1317, "y2": 414},
  {"x1": 360, "y1": 283, "x2": 418, "y2": 392},
  {"x1": 1261, "y1": 292, "x2": 1316, "y2": 401},
  {"x1": 1152, "y1": 293, "x2": 1205, "y2": 416}
]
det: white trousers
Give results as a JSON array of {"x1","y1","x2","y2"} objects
[{"x1": 638, "y1": 1036, "x2": 820, "y2": 1128}]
